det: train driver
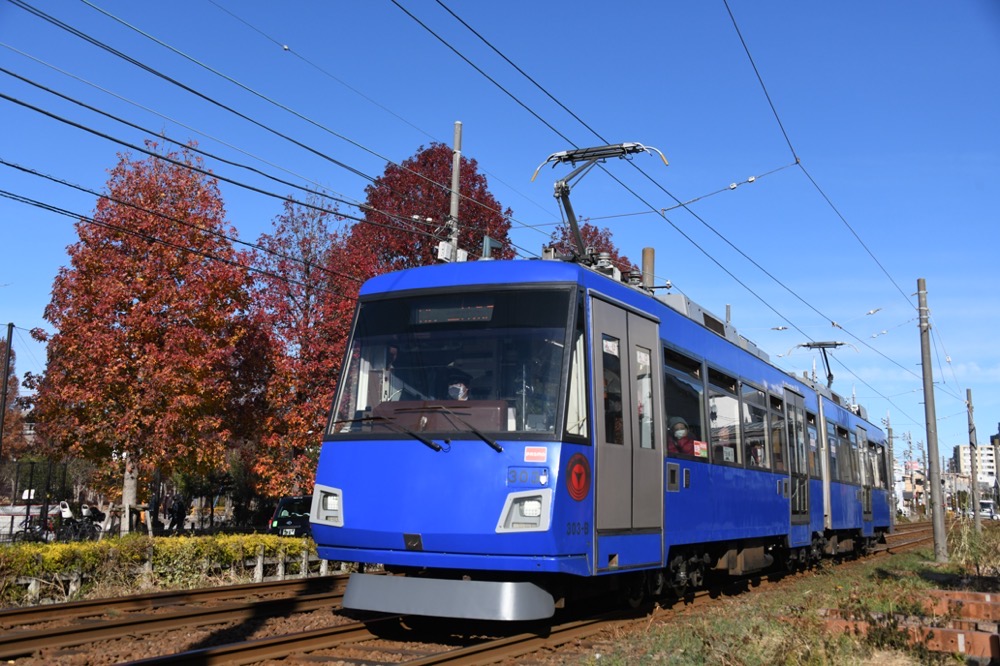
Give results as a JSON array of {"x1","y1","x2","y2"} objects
[
  {"x1": 446, "y1": 368, "x2": 471, "y2": 401},
  {"x1": 666, "y1": 416, "x2": 706, "y2": 457}
]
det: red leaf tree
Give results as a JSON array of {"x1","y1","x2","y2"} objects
[
  {"x1": 0, "y1": 339, "x2": 26, "y2": 459},
  {"x1": 251, "y1": 196, "x2": 356, "y2": 496},
  {"x1": 31, "y1": 143, "x2": 263, "y2": 506},
  {"x1": 548, "y1": 220, "x2": 638, "y2": 273},
  {"x1": 348, "y1": 142, "x2": 516, "y2": 280}
]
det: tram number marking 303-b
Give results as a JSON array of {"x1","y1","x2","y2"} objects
[
  {"x1": 507, "y1": 467, "x2": 549, "y2": 487},
  {"x1": 566, "y1": 521, "x2": 590, "y2": 536}
]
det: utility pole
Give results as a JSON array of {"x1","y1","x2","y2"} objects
[
  {"x1": 448, "y1": 120, "x2": 462, "y2": 250},
  {"x1": 968, "y1": 389, "x2": 981, "y2": 533},
  {"x1": 0, "y1": 322, "x2": 13, "y2": 460},
  {"x1": 918, "y1": 278, "x2": 947, "y2": 562},
  {"x1": 884, "y1": 414, "x2": 896, "y2": 527},
  {"x1": 434, "y1": 121, "x2": 467, "y2": 263},
  {"x1": 904, "y1": 432, "x2": 914, "y2": 516},
  {"x1": 995, "y1": 423, "x2": 1000, "y2": 505}
]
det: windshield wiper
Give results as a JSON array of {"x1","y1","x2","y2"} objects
[
  {"x1": 332, "y1": 416, "x2": 443, "y2": 452},
  {"x1": 397, "y1": 405, "x2": 503, "y2": 453}
]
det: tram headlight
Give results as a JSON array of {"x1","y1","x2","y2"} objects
[
  {"x1": 496, "y1": 489, "x2": 552, "y2": 533},
  {"x1": 313, "y1": 485, "x2": 344, "y2": 527}
]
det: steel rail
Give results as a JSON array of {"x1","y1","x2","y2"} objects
[
  {"x1": 0, "y1": 587, "x2": 345, "y2": 659},
  {"x1": 0, "y1": 574, "x2": 349, "y2": 630}
]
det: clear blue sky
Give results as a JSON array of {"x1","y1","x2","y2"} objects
[{"x1": 2, "y1": 1, "x2": 998, "y2": 462}]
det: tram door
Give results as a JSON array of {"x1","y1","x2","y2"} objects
[
  {"x1": 591, "y1": 298, "x2": 663, "y2": 533},
  {"x1": 859, "y1": 428, "x2": 874, "y2": 523},
  {"x1": 786, "y1": 392, "x2": 810, "y2": 525}
]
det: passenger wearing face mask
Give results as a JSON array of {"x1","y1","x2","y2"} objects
[{"x1": 667, "y1": 416, "x2": 698, "y2": 456}]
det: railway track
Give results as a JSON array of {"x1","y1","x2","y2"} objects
[
  {"x1": 0, "y1": 575, "x2": 349, "y2": 632},
  {"x1": 0, "y1": 575, "x2": 350, "y2": 663},
  {"x1": 0, "y1": 525, "x2": 939, "y2": 665}
]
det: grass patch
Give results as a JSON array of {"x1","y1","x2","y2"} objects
[{"x1": 583, "y1": 545, "x2": 986, "y2": 665}]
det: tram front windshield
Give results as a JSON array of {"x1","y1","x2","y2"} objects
[{"x1": 330, "y1": 289, "x2": 573, "y2": 438}]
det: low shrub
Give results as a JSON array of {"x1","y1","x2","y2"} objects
[{"x1": 0, "y1": 533, "x2": 319, "y2": 607}]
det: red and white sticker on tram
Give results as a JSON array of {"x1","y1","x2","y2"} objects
[
  {"x1": 524, "y1": 446, "x2": 547, "y2": 463},
  {"x1": 566, "y1": 453, "x2": 591, "y2": 501}
]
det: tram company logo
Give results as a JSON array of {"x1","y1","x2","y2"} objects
[{"x1": 566, "y1": 453, "x2": 591, "y2": 501}]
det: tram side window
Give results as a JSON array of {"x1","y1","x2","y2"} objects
[
  {"x1": 836, "y1": 427, "x2": 855, "y2": 484},
  {"x1": 565, "y1": 325, "x2": 588, "y2": 439},
  {"x1": 769, "y1": 396, "x2": 787, "y2": 473},
  {"x1": 847, "y1": 430, "x2": 860, "y2": 484},
  {"x1": 741, "y1": 384, "x2": 770, "y2": 469},
  {"x1": 827, "y1": 420, "x2": 839, "y2": 481},
  {"x1": 708, "y1": 369, "x2": 741, "y2": 465},
  {"x1": 635, "y1": 346, "x2": 655, "y2": 450},
  {"x1": 663, "y1": 348, "x2": 708, "y2": 459},
  {"x1": 806, "y1": 413, "x2": 819, "y2": 477},
  {"x1": 876, "y1": 445, "x2": 889, "y2": 489},
  {"x1": 857, "y1": 429, "x2": 871, "y2": 487},
  {"x1": 602, "y1": 335, "x2": 624, "y2": 445},
  {"x1": 786, "y1": 401, "x2": 807, "y2": 477}
]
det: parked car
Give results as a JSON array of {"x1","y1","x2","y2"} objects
[{"x1": 268, "y1": 495, "x2": 312, "y2": 537}]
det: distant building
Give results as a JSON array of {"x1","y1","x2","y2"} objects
[{"x1": 953, "y1": 444, "x2": 997, "y2": 487}]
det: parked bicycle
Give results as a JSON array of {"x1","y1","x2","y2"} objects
[
  {"x1": 55, "y1": 501, "x2": 104, "y2": 542},
  {"x1": 13, "y1": 516, "x2": 56, "y2": 543}
]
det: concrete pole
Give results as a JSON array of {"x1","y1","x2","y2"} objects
[
  {"x1": 885, "y1": 415, "x2": 896, "y2": 528},
  {"x1": 449, "y1": 121, "x2": 462, "y2": 247},
  {"x1": 0, "y1": 322, "x2": 13, "y2": 460},
  {"x1": 969, "y1": 388, "x2": 981, "y2": 533},
  {"x1": 918, "y1": 278, "x2": 948, "y2": 562}
]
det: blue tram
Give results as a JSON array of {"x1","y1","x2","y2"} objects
[{"x1": 310, "y1": 254, "x2": 891, "y2": 621}]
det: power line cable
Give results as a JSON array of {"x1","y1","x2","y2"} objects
[
  {"x1": 423, "y1": 0, "x2": 926, "y2": 404},
  {"x1": 0, "y1": 90, "x2": 449, "y2": 244},
  {"x1": 0, "y1": 158, "x2": 365, "y2": 289},
  {"x1": 0, "y1": 64, "x2": 541, "y2": 261},
  {"x1": 78, "y1": 0, "x2": 544, "y2": 252},
  {"x1": 205, "y1": 0, "x2": 438, "y2": 144},
  {"x1": 829, "y1": 355, "x2": 921, "y2": 426},
  {"x1": 0, "y1": 66, "x2": 371, "y2": 219},
  {"x1": 0, "y1": 187, "x2": 357, "y2": 302},
  {"x1": 8, "y1": 0, "x2": 376, "y2": 184},
  {"x1": 721, "y1": 0, "x2": 913, "y2": 310},
  {"x1": 0, "y1": 41, "x2": 366, "y2": 210}
]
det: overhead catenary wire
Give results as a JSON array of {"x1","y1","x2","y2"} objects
[
  {"x1": 721, "y1": 0, "x2": 967, "y2": 411},
  {"x1": 3, "y1": 3, "x2": 537, "y2": 259},
  {"x1": 0, "y1": 187, "x2": 358, "y2": 304},
  {"x1": 0, "y1": 55, "x2": 543, "y2": 259},
  {"x1": 6, "y1": 2, "x2": 958, "y2": 421},
  {"x1": 0, "y1": 51, "x2": 541, "y2": 265},
  {"x1": 721, "y1": 0, "x2": 913, "y2": 310},
  {"x1": 0, "y1": 158, "x2": 365, "y2": 289},
  {"x1": 7, "y1": 0, "x2": 374, "y2": 183},
  {"x1": 0, "y1": 66, "x2": 370, "y2": 218},
  {"x1": 422, "y1": 0, "x2": 929, "y2": 410},
  {"x1": 203, "y1": 0, "x2": 559, "y2": 229},
  {"x1": 77, "y1": 0, "x2": 547, "y2": 254},
  {"x1": 0, "y1": 91, "x2": 451, "y2": 245}
]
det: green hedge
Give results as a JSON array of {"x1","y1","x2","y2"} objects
[{"x1": 0, "y1": 533, "x2": 319, "y2": 607}]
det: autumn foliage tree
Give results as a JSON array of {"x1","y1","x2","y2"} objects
[
  {"x1": 31, "y1": 143, "x2": 263, "y2": 506},
  {"x1": 549, "y1": 220, "x2": 638, "y2": 273},
  {"x1": 348, "y1": 143, "x2": 516, "y2": 281},
  {"x1": 251, "y1": 196, "x2": 356, "y2": 496},
  {"x1": 0, "y1": 339, "x2": 26, "y2": 459}
]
